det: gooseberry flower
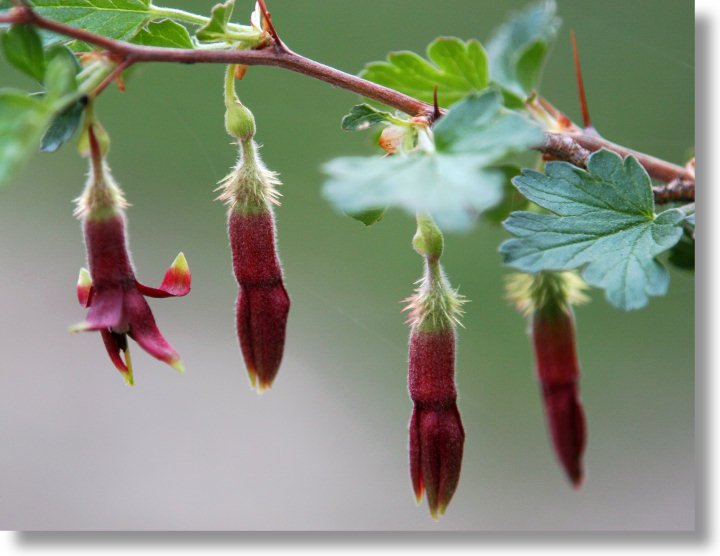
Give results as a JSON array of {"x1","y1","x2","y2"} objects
[
  {"x1": 506, "y1": 271, "x2": 588, "y2": 488},
  {"x1": 218, "y1": 66, "x2": 290, "y2": 392},
  {"x1": 71, "y1": 126, "x2": 191, "y2": 385},
  {"x1": 404, "y1": 214, "x2": 466, "y2": 519}
]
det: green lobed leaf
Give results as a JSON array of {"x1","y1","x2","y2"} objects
[
  {"x1": 0, "y1": 91, "x2": 54, "y2": 190},
  {"x1": 323, "y1": 90, "x2": 542, "y2": 232},
  {"x1": 499, "y1": 150, "x2": 686, "y2": 310},
  {"x1": 195, "y1": 0, "x2": 234, "y2": 42},
  {"x1": 24, "y1": 0, "x2": 152, "y2": 44},
  {"x1": 360, "y1": 36, "x2": 488, "y2": 108},
  {"x1": 1, "y1": 24, "x2": 46, "y2": 82},
  {"x1": 131, "y1": 18, "x2": 193, "y2": 48},
  {"x1": 341, "y1": 104, "x2": 400, "y2": 132},
  {"x1": 485, "y1": 0, "x2": 560, "y2": 98}
]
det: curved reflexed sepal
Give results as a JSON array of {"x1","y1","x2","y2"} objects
[
  {"x1": 136, "y1": 252, "x2": 192, "y2": 298},
  {"x1": 77, "y1": 267, "x2": 93, "y2": 307}
]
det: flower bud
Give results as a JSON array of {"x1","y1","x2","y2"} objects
[
  {"x1": 506, "y1": 271, "x2": 588, "y2": 488},
  {"x1": 224, "y1": 64, "x2": 256, "y2": 141},
  {"x1": 229, "y1": 207, "x2": 290, "y2": 391},
  {"x1": 225, "y1": 98, "x2": 256, "y2": 141},
  {"x1": 404, "y1": 246, "x2": 466, "y2": 519},
  {"x1": 532, "y1": 302, "x2": 586, "y2": 488},
  {"x1": 217, "y1": 87, "x2": 289, "y2": 392},
  {"x1": 412, "y1": 214, "x2": 443, "y2": 260}
]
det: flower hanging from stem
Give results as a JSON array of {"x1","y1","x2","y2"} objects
[
  {"x1": 405, "y1": 213, "x2": 466, "y2": 519},
  {"x1": 506, "y1": 270, "x2": 588, "y2": 487},
  {"x1": 71, "y1": 120, "x2": 191, "y2": 385},
  {"x1": 218, "y1": 63, "x2": 290, "y2": 392}
]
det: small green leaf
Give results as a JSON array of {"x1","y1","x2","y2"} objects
[
  {"x1": 323, "y1": 90, "x2": 541, "y2": 232},
  {"x1": 132, "y1": 19, "x2": 193, "y2": 48},
  {"x1": 341, "y1": 104, "x2": 400, "y2": 131},
  {"x1": 195, "y1": 0, "x2": 235, "y2": 42},
  {"x1": 360, "y1": 36, "x2": 488, "y2": 108},
  {"x1": 346, "y1": 207, "x2": 386, "y2": 226},
  {"x1": 486, "y1": 0, "x2": 560, "y2": 97},
  {"x1": 500, "y1": 150, "x2": 686, "y2": 310},
  {"x1": 0, "y1": 91, "x2": 53, "y2": 190},
  {"x1": 1, "y1": 24, "x2": 46, "y2": 82},
  {"x1": 27, "y1": 0, "x2": 153, "y2": 44},
  {"x1": 40, "y1": 97, "x2": 85, "y2": 152}
]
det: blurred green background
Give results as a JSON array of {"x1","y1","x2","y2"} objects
[{"x1": 0, "y1": 0, "x2": 693, "y2": 530}]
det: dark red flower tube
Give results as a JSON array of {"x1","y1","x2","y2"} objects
[
  {"x1": 228, "y1": 207, "x2": 290, "y2": 391},
  {"x1": 532, "y1": 302, "x2": 586, "y2": 488},
  {"x1": 408, "y1": 328, "x2": 465, "y2": 519}
]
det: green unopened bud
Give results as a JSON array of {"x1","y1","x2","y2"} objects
[
  {"x1": 413, "y1": 214, "x2": 443, "y2": 259},
  {"x1": 225, "y1": 99, "x2": 256, "y2": 141},
  {"x1": 224, "y1": 63, "x2": 256, "y2": 141}
]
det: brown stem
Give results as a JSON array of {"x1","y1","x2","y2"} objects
[
  {"x1": 560, "y1": 131, "x2": 693, "y2": 184},
  {"x1": 0, "y1": 5, "x2": 693, "y2": 186},
  {"x1": 90, "y1": 56, "x2": 135, "y2": 98},
  {"x1": 1, "y1": 5, "x2": 435, "y2": 118},
  {"x1": 541, "y1": 132, "x2": 694, "y2": 204}
]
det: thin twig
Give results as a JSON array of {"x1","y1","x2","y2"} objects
[{"x1": 90, "y1": 56, "x2": 135, "y2": 98}]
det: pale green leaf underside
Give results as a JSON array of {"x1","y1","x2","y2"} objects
[
  {"x1": 500, "y1": 150, "x2": 685, "y2": 310},
  {"x1": 323, "y1": 90, "x2": 542, "y2": 232},
  {"x1": 324, "y1": 152, "x2": 506, "y2": 232},
  {"x1": 360, "y1": 36, "x2": 488, "y2": 108},
  {"x1": 0, "y1": 91, "x2": 53, "y2": 189}
]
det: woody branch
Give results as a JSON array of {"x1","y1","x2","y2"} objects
[{"x1": 0, "y1": 4, "x2": 695, "y2": 196}]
